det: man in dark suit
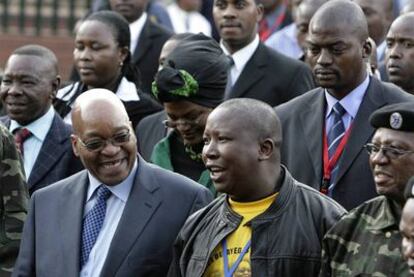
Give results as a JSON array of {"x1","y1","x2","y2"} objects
[
  {"x1": 0, "y1": 45, "x2": 83, "y2": 195},
  {"x1": 109, "y1": 0, "x2": 173, "y2": 95},
  {"x1": 275, "y1": 0, "x2": 414, "y2": 210},
  {"x1": 213, "y1": 0, "x2": 315, "y2": 107},
  {"x1": 13, "y1": 89, "x2": 212, "y2": 277}
]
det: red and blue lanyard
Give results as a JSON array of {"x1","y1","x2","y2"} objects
[{"x1": 320, "y1": 124, "x2": 353, "y2": 195}]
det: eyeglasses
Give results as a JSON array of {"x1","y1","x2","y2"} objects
[
  {"x1": 163, "y1": 113, "x2": 205, "y2": 129},
  {"x1": 77, "y1": 129, "x2": 131, "y2": 152},
  {"x1": 364, "y1": 143, "x2": 414, "y2": 160}
]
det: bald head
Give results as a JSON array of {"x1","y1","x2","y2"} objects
[
  {"x1": 216, "y1": 98, "x2": 282, "y2": 146},
  {"x1": 72, "y1": 89, "x2": 129, "y2": 135},
  {"x1": 310, "y1": 0, "x2": 368, "y2": 41},
  {"x1": 70, "y1": 88, "x2": 137, "y2": 186}
]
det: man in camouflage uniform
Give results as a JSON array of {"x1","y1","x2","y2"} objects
[
  {"x1": 320, "y1": 102, "x2": 414, "y2": 276},
  {"x1": 0, "y1": 124, "x2": 28, "y2": 276}
]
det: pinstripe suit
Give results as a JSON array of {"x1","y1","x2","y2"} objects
[{"x1": 1, "y1": 114, "x2": 83, "y2": 195}]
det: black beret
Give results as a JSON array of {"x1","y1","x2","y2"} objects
[
  {"x1": 369, "y1": 102, "x2": 414, "y2": 131},
  {"x1": 152, "y1": 33, "x2": 228, "y2": 108}
]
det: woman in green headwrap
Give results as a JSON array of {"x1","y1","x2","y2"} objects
[{"x1": 151, "y1": 33, "x2": 228, "y2": 196}]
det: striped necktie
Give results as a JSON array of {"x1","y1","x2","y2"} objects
[
  {"x1": 327, "y1": 102, "x2": 346, "y2": 194},
  {"x1": 13, "y1": 128, "x2": 32, "y2": 156}
]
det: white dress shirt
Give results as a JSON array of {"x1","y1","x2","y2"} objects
[
  {"x1": 129, "y1": 12, "x2": 148, "y2": 54},
  {"x1": 167, "y1": 3, "x2": 212, "y2": 36},
  {"x1": 56, "y1": 77, "x2": 140, "y2": 124},
  {"x1": 221, "y1": 35, "x2": 260, "y2": 87},
  {"x1": 80, "y1": 160, "x2": 138, "y2": 277},
  {"x1": 9, "y1": 106, "x2": 55, "y2": 179},
  {"x1": 325, "y1": 75, "x2": 370, "y2": 133}
]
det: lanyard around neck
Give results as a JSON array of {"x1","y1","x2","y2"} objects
[
  {"x1": 222, "y1": 238, "x2": 251, "y2": 277},
  {"x1": 320, "y1": 123, "x2": 353, "y2": 195}
]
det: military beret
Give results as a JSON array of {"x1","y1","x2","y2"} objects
[{"x1": 369, "y1": 102, "x2": 414, "y2": 131}]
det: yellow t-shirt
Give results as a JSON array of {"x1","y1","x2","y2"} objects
[{"x1": 203, "y1": 193, "x2": 277, "y2": 277}]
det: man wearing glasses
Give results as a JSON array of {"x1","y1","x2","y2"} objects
[
  {"x1": 319, "y1": 102, "x2": 414, "y2": 276},
  {"x1": 13, "y1": 89, "x2": 213, "y2": 277}
]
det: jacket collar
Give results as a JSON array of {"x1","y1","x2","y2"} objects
[{"x1": 366, "y1": 196, "x2": 401, "y2": 231}]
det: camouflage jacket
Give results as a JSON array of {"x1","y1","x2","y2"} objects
[
  {"x1": 319, "y1": 196, "x2": 409, "y2": 277},
  {"x1": 0, "y1": 124, "x2": 28, "y2": 275}
]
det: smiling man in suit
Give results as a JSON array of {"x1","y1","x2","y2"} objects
[
  {"x1": 0, "y1": 45, "x2": 83, "y2": 195},
  {"x1": 109, "y1": 0, "x2": 173, "y2": 95},
  {"x1": 12, "y1": 89, "x2": 212, "y2": 277},
  {"x1": 275, "y1": 0, "x2": 414, "y2": 210},
  {"x1": 213, "y1": 0, "x2": 315, "y2": 107}
]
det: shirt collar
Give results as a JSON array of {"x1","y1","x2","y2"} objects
[
  {"x1": 129, "y1": 12, "x2": 148, "y2": 50},
  {"x1": 366, "y1": 197, "x2": 401, "y2": 231},
  {"x1": 86, "y1": 159, "x2": 138, "y2": 203},
  {"x1": 116, "y1": 77, "x2": 140, "y2": 101},
  {"x1": 325, "y1": 74, "x2": 370, "y2": 119},
  {"x1": 10, "y1": 106, "x2": 55, "y2": 142},
  {"x1": 221, "y1": 35, "x2": 260, "y2": 72}
]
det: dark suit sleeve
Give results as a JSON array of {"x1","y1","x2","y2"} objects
[
  {"x1": 12, "y1": 194, "x2": 37, "y2": 277},
  {"x1": 167, "y1": 233, "x2": 185, "y2": 277},
  {"x1": 167, "y1": 188, "x2": 212, "y2": 277},
  {"x1": 284, "y1": 64, "x2": 315, "y2": 103},
  {"x1": 188, "y1": 187, "x2": 213, "y2": 216}
]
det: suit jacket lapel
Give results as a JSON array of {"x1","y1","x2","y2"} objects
[
  {"x1": 300, "y1": 90, "x2": 326, "y2": 184},
  {"x1": 58, "y1": 172, "x2": 88, "y2": 275},
  {"x1": 101, "y1": 156, "x2": 161, "y2": 276},
  {"x1": 230, "y1": 43, "x2": 267, "y2": 99},
  {"x1": 28, "y1": 114, "x2": 69, "y2": 189},
  {"x1": 335, "y1": 77, "x2": 384, "y2": 183},
  {"x1": 132, "y1": 19, "x2": 152, "y2": 64}
]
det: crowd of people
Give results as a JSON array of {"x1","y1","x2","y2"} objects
[{"x1": 2, "y1": 0, "x2": 414, "y2": 276}]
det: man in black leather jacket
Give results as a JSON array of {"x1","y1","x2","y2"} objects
[{"x1": 168, "y1": 98, "x2": 347, "y2": 277}]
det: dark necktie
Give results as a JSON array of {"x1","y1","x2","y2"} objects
[
  {"x1": 14, "y1": 128, "x2": 32, "y2": 156},
  {"x1": 80, "y1": 185, "x2": 112, "y2": 267},
  {"x1": 224, "y1": 55, "x2": 235, "y2": 99},
  {"x1": 327, "y1": 102, "x2": 346, "y2": 194}
]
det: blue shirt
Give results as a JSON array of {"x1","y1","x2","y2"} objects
[
  {"x1": 9, "y1": 106, "x2": 55, "y2": 179},
  {"x1": 80, "y1": 160, "x2": 138, "y2": 277},
  {"x1": 325, "y1": 75, "x2": 370, "y2": 134}
]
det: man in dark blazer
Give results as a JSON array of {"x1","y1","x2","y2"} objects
[
  {"x1": 275, "y1": 0, "x2": 414, "y2": 210},
  {"x1": 13, "y1": 89, "x2": 212, "y2": 277},
  {"x1": 0, "y1": 45, "x2": 83, "y2": 195},
  {"x1": 109, "y1": 0, "x2": 173, "y2": 95},
  {"x1": 213, "y1": 0, "x2": 315, "y2": 107}
]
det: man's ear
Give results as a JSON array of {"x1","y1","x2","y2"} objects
[
  {"x1": 258, "y1": 138, "x2": 274, "y2": 161},
  {"x1": 50, "y1": 75, "x2": 61, "y2": 100},
  {"x1": 71, "y1": 134, "x2": 80, "y2": 157},
  {"x1": 362, "y1": 38, "x2": 372, "y2": 59},
  {"x1": 256, "y1": 3, "x2": 264, "y2": 22}
]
